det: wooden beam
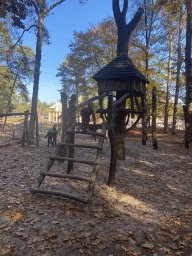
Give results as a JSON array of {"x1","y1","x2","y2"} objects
[
  {"x1": 29, "y1": 188, "x2": 88, "y2": 204},
  {"x1": 49, "y1": 156, "x2": 98, "y2": 165},
  {"x1": 58, "y1": 143, "x2": 102, "y2": 150},
  {"x1": 40, "y1": 172, "x2": 92, "y2": 182}
]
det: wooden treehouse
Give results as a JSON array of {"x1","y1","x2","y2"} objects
[
  {"x1": 93, "y1": 55, "x2": 149, "y2": 160},
  {"x1": 29, "y1": 0, "x2": 155, "y2": 204}
]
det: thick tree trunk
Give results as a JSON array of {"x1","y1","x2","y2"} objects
[
  {"x1": 164, "y1": 30, "x2": 173, "y2": 133},
  {"x1": 172, "y1": 10, "x2": 183, "y2": 135},
  {"x1": 113, "y1": 0, "x2": 144, "y2": 57},
  {"x1": 28, "y1": 14, "x2": 43, "y2": 143},
  {"x1": 115, "y1": 91, "x2": 126, "y2": 160},
  {"x1": 112, "y1": 0, "x2": 144, "y2": 159}
]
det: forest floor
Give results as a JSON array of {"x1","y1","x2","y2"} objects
[{"x1": 0, "y1": 128, "x2": 192, "y2": 256}]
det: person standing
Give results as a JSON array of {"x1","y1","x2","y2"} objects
[{"x1": 80, "y1": 103, "x2": 96, "y2": 132}]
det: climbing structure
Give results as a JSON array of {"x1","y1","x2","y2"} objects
[{"x1": 29, "y1": 93, "x2": 109, "y2": 204}]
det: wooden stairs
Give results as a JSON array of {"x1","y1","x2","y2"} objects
[{"x1": 29, "y1": 124, "x2": 106, "y2": 204}]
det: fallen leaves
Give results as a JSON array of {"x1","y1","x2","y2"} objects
[{"x1": 0, "y1": 132, "x2": 192, "y2": 255}]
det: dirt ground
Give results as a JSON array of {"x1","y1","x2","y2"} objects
[{"x1": 0, "y1": 129, "x2": 192, "y2": 256}]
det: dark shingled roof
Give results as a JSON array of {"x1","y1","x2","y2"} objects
[{"x1": 92, "y1": 55, "x2": 149, "y2": 84}]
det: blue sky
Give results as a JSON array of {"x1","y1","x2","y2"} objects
[{"x1": 21, "y1": 0, "x2": 117, "y2": 105}]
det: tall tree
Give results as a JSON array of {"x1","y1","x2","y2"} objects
[
  {"x1": 28, "y1": 0, "x2": 88, "y2": 143},
  {"x1": 172, "y1": 8, "x2": 184, "y2": 134},
  {"x1": 163, "y1": 17, "x2": 173, "y2": 133}
]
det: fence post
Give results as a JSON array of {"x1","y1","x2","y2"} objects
[
  {"x1": 67, "y1": 94, "x2": 76, "y2": 174},
  {"x1": 22, "y1": 110, "x2": 29, "y2": 147},
  {"x1": 152, "y1": 87, "x2": 158, "y2": 149}
]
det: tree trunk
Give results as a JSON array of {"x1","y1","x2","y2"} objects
[
  {"x1": 113, "y1": 0, "x2": 144, "y2": 57},
  {"x1": 164, "y1": 29, "x2": 173, "y2": 133},
  {"x1": 28, "y1": 14, "x2": 43, "y2": 143},
  {"x1": 172, "y1": 9, "x2": 183, "y2": 135},
  {"x1": 184, "y1": 0, "x2": 192, "y2": 148},
  {"x1": 152, "y1": 86, "x2": 158, "y2": 149},
  {"x1": 115, "y1": 91, "x2": 126, "y2": 160}
]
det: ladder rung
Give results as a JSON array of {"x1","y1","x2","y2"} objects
[
  {"x1": 29, "y1": 188, "x2": 88, "y2": 204},
  {"x1": 49, "y1": 156, "x2": 98, "y2": 165},
  {"x1": 66, "y1": 130, "x2": 105, "y2": 137},
  {"x1": 40, "y1": 172, "x2": 92, "y2": 182},
  {"x1": 58, "y1": 143, "x2": 102, "y2": 150}
]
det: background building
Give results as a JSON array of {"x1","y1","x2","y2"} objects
[{"x1": 48, "y1": 102, "x2": 62, "y2": 123}]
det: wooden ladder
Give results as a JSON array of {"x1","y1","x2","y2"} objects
[{"x1": 29, "y1": 124, "x2": 106, "y2": 204}]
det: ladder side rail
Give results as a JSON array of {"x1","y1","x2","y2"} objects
[{"x1": 87, "y1": 124, "x2": 106, "y2": 204}]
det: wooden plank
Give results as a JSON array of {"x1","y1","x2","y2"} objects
[
  {"x1": 76, "y1": 122, "x2": 104, "y2": 130},
  {"x1": 29, "y1": 188, "x2": 88, "y2": 204},
  {"x1": 66, "y1": 130, "x2": 105, "y2": 137},
  {"x1": 58, "y1": 143, "x2": 102, "y2": 150},
  {"x1": 40, "y1": 172, "x2": 92, "y2": 182},
  {"x1": 49, "y1": 156, "x2": 97, "y2": 165}
]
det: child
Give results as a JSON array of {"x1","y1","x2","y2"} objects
[
  {"x1": 52, "y1": 124, "x2": 58, "y2": 147},
  {"x1": 80, "y1": 103, "x2": 96, "y2": 132},
  {"x1": 45, "y1": 129, "x2": 53, "y2": 147}
]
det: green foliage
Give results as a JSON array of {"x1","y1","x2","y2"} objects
[
  {"x1": 0, "y1": 0, "x2": 32, "y2": 29},
  {"x1": 57, "y1": 17, "x2": 117, "y2": 98},
  {"x1": 0, "y1": 21, "x2": 35, "y2": 113}
]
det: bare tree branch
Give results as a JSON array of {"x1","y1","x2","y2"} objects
[
  {"x1": 9, "y1": 24, "x2": 38, "y2": 51},
  {"x1": 126, "y1": 7, "x2": 144, "y2": 33},
  {"x1": 122, "y1": 0, "x2": 128, "y2": 19},
  {"x1": 45, "y1": 0, "x2": 67, "y2": 16},
  {"x1": 113, "y1": 0, "x2": 121, "y2": 26}
]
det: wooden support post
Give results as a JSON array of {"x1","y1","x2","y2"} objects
[
  {"x1": 108, "y1": 95, "x2": 113, "y2": 126},
  {"x1": 22, "y1": 110, "x2": 29, "y2": 147},
  {"x1": 152, "y1": 87, "x2": 158, "y2": 149},
  {"x1": 60, "y1": 92, "x2": 68, "y2": 159},
  {"x1": 99, "y1": 94, "x2": 104, "y2": 120},
  {"x1": 107, "y1": 95, "x2": 117, "y2": 187},
  {"x1": 131, "y1": 94, "x2": 135, "y2": 119},
  {"x1": 61, "y1": 92, "x2": 68, "y2": 143},
  {"x1": 142, "y1": 83, "x2": 147, "y2": 145},
  {"x1": 67, "y1": 94, "x2": 76, "y2": 174},
  {"x1": 36, "y1": 110, "x2": 39, "y2": 147}
]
